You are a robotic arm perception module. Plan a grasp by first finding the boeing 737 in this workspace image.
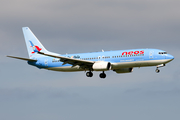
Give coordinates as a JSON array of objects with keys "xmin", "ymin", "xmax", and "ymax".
[{"xmin": 7, "ymin": 27, "xmax": 174, "ymax": 78}]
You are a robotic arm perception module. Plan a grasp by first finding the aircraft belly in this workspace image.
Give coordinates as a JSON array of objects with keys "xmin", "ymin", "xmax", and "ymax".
[
  {"xmin": 46, "ymin": 66, "xmax": 84, "ymax": 72},
  {"xmin": 112, "ymin": 59, "xmax": 170, "ymax": 69},
  {"xmin": 44, "ymin": 59, "xmax": 172, "ymax": 71}
]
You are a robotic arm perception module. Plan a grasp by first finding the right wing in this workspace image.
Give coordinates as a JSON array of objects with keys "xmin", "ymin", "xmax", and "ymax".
[{"xmin": 7, "ymin": 56, "xmax": 37, "ymax": 62}]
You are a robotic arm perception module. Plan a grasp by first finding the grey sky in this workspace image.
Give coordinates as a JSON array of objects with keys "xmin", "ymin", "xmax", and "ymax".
[{"xmin": 1, "ymin": 0, "xmax": 180, "ymax": 120}]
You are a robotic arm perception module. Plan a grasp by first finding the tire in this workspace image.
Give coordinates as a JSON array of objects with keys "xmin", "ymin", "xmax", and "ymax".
[
  {"xmin": 99, "ymin": 73, "xmax": 106, "ymax": 78},
  {"xmin": 86, "ymin": 72, "xmax": 93, "ymax": 77},
  {"xmin": 155, "ymin": 69, "xmax": 160, "ymax": 73}
]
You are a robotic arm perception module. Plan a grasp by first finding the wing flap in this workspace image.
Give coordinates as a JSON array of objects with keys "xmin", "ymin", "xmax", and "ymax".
[{"xmin": 7, "ymin": 56, "xmax": 37, "ymax": 62}]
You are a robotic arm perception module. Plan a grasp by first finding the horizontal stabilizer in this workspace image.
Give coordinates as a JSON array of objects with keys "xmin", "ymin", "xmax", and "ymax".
[{"xmin": 7, "ymin": 56, "xmax": 37, "ymax": 62}]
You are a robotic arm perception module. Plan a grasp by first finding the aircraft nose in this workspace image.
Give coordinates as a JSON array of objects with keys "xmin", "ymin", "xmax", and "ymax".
[{"xmin": 167, "ymin": 54, "xmax": 174, "ymax": 60}]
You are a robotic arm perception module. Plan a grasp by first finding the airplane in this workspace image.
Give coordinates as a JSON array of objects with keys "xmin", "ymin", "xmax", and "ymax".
[{"xmin": 7, "ymin": 27, "xmax": 174, "ymax": 78}]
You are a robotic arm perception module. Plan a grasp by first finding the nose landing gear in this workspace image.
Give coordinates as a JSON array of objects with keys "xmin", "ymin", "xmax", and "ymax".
[
  {"xmin": 155, "ymin": 68, "xmax": 160, "ymax": 73},
  {"xmin": 155, "ymin": 64, "xmax": 165, "ymax": 73}
]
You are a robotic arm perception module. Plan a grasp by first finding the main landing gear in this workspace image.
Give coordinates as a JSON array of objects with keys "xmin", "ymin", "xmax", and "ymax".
[
  {"xmin": 99, "ymin": 71, "xmax": 106, "ymax": 79},
  {"xmin": 86, "ymin": 71, "xmax": 93, "ymax": 77},
  {"xmin": 86, "ymin": 71, "xmax": 106, "ymax": 78}
]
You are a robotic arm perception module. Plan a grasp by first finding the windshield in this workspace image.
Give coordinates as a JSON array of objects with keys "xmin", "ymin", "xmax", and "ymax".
[{"xmin": 159, "ymin": 52, "xmax": 167, "ymax": 54}]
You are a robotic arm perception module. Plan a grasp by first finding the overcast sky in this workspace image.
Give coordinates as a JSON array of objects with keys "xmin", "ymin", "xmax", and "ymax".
[{"xmin": 1, "ymin": 0, "xmax": 180, "ymax": 120}]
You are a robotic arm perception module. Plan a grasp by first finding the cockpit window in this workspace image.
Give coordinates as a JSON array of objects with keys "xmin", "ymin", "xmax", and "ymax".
[{"xmin": 159, "ymin": 52, "xmax": 167, "ymax": 54}]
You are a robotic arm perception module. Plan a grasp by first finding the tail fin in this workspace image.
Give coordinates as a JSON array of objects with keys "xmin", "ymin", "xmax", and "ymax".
[{"xmin": 22, "ymin": 27, "xmax": 49, "ymax": 58}]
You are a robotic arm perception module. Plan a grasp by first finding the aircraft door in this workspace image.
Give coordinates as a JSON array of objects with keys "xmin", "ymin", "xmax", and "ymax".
[
  {"xmin": 44, "ymin": 59, "xmax": 48, "ymax": 67},
  {"xmin": 149, "ymin": 51, "xmax": 154, "ymax": 59}
]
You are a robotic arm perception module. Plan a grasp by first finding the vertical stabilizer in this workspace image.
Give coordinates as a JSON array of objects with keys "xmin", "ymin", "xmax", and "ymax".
[{"xmin": 22, "ymin": 27, "xmax": 49, "ymax": 58}]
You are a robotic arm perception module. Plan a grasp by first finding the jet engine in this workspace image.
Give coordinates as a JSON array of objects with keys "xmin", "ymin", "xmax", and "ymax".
[
  {"xmin": 114, "ymin": 68, "xmax": 133, "ymax": 73},
  {"xmin": 92, "ymin": 61, "xmax": 111, "ymax": 71}
]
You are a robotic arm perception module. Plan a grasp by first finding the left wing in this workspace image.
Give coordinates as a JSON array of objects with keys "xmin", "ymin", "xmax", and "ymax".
[{"xmin": 38, "ymin": 52, "xmax": 94, "ymax": 69}]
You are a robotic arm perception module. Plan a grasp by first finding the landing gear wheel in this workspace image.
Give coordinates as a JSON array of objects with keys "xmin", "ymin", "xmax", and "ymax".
[
  {"xmin": 155, "ymin": 69, "xmax": 160, "ymax": 73},
  {"xmin": 86, "ymin": 72, "xmax": 93, "ymax": 77},
  {"xmin": 99, "ymin": 73, "xmax": 106, "ymax": 78}
]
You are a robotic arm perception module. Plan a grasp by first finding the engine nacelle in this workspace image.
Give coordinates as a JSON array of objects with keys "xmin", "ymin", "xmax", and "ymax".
[
  {"xmin": 92, "ymin": 61, "xmax": 111, "ymax": 71},
  {"xmin": 114, "ymin": 68, "xmax": 133, "ymax": 74}
]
